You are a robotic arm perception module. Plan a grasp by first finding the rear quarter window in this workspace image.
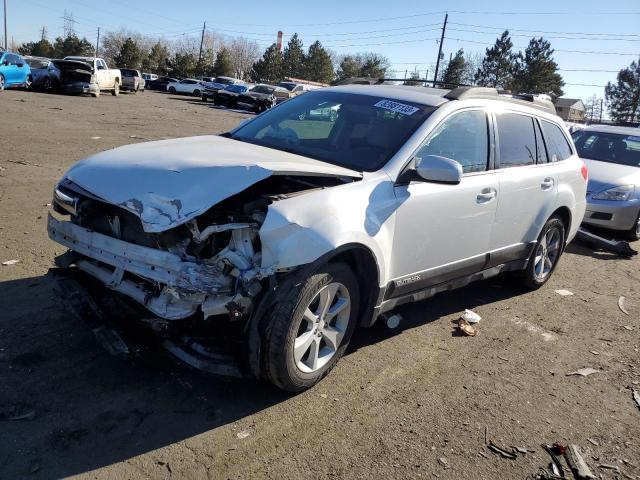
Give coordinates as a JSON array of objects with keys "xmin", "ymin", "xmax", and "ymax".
[{"xmin": 541, "ymin": 120, "xmax": 573, "ymax": 161}]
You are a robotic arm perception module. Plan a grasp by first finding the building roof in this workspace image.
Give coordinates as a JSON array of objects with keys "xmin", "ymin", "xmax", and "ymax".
[{"xmin": 554, "ymin": 98, "xmax": 585, "ymax": 110}]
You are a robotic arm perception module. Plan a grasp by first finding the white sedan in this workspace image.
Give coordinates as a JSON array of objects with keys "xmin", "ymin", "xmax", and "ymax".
[{"xmin": 166, "ymin": 78, "xmax": 203, "ymax": 96}]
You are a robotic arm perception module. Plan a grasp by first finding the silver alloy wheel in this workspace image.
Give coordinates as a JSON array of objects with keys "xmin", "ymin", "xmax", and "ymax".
[
  {"xmin": 533, "ymin": 226, "xmax": 562, "ymax": 281},
  {"xmin": 636, "ymin": 215, "xmax": 640, "ymax": 237},
  {"xmin": 294, "ymin": 282, "xmax": 351, "ymax": 374}
]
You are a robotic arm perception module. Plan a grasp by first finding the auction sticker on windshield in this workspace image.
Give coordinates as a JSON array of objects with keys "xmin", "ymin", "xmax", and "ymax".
[{"xmin": 374, "ymin": 99, "xmax": 419, "ymax": 116}]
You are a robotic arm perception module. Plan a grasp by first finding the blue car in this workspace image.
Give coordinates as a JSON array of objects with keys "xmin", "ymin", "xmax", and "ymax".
[{"xmin": 0, "ymin": 51, "xmax": 32, "ymax": 91}]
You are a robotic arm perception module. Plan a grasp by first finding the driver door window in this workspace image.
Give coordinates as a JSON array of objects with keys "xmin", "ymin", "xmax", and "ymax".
[{"xmin": 415, "ymin": 110, "xmax": 489, "ymax": 173}]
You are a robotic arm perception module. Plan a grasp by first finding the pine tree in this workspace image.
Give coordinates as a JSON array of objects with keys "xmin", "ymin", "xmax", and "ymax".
[
  {"xmin": 213, "ymin": 48, "xmax": 234, "ymax": 77},
  {"xmin": 605, "ymin": 58, "xmax": 640, "ymax": 123},
  {"xmin": 144, "ymin": 42, "xmax": 170, "ymax": 75},
  {"xmin": 511, "ymin": 38, "xmax": 564, "ymax": 97},
  {"xmin": 358, "ymin": 53, "xmax": 388, "ymax": 78},
  {"xmin": 113, "ymin": 37, "xmax": 143, "ymax": 69},
  {"xmin": 336, "ymin": 55, "xmax": 361, "ymax": 80},
  {"xmin": 403, "ymin": 71, "xmax": 421, "ymax": 86},
  {"xmin": 442, "ymin": 49, "xmax": 467, "ymax": 86},
  {"xmin": 251, "ymin": 43, "xmax": 283, "ymax": 83},
  {"xmin": 282, "ymin": 33, "xmax": 305, "ymax": 79},
  {"xmin": 304, "ymin": 41, "xmax": 334, "ymax": 84},
  {"xmin": 169, "ymin": 52, "xmax": 197, "ymax": 78},
  {"xmin": 475, "ymin": 31, "xmax": 516, "ymax": 89},
  {"xmin": 52, "ymin": 35, "xmax": 95, "ymax": 58},
  {"xmin": 18, "ymin": 39, "xmax": 55, "ymax": 58}
]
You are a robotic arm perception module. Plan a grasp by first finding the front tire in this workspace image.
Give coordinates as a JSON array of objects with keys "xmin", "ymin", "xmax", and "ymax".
[
  {"xmin": 625, "ymin": 211, "xmax": 640, "ymax": 241},
  {"xmin": 518, "ymin": 216, "xmax": 565, "ymax": 290},
  {"xmin": 262, "ymin": 263, "xmax": 360, "ymax": 392},
  {"xmin": 168, "ymin": 86, "xmax": 176, "ymax": 94},
  {"xmin": 0, "ymin": 74, "xmax": 4, "ymax": 91}
]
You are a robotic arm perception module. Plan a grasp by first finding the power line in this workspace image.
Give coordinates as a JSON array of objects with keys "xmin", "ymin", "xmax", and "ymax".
[
  {"xmin": 444, "ymin": 36, "xmax": 639, "ymax": 56},
  {"xmin": 448, "ymin": 21, "xmax": 640, "ymax": 38},
  {"xmin": 447, "ymin": 27, "xmax": 640, "ymax": 42}
]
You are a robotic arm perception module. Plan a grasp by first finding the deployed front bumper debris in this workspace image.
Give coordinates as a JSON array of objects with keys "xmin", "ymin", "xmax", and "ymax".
[
  {"xmin": 51, "ymin": 267, "xmax": 247, "ymax": 377},
  {"xmin": 574, "ymin": 226, "xmax": 637, "ymax": 258},
  {"xmin": 48, "ymin": 213, "xmax": 272, "ymax": 321}
]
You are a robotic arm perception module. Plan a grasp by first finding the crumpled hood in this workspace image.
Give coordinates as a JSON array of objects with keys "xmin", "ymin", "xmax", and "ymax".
[{"xmin": 63, "ymin": 135, "xmax": 362, "ymax": 233}]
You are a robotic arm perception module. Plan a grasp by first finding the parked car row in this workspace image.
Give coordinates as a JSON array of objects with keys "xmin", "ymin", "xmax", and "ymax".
[{"xmin": 1, "ymin": 50, "xmax": 150, "ymax": 98}]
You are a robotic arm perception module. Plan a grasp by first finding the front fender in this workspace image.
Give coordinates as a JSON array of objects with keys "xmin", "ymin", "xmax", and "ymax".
[{"xmin": 258, "ymin": 175, "xmax": 397, "ymax": 288}]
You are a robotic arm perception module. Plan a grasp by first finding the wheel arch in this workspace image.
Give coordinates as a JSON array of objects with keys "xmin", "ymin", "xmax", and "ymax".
[{"xmin": 551, "ymin": 206, "xmax": 572, "ymax": 245}]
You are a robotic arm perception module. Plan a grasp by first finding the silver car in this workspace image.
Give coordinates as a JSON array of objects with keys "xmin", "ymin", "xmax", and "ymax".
[
  {"xmin": 573, "ymin": 125, "xmax": 640, "ymax": 240},
  {"xmin": 47, "ymin": 85, "xmax": 587, "ymax": 391}
]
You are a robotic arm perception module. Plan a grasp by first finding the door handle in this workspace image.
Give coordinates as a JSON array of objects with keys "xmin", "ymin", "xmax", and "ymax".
[
  {"xmin": 476, "ymin": 188, "xmax": 497, "ymax": 204},
  {"xmin": 541, "ymin": 177, "xmax": 554, "ymax": 190}
]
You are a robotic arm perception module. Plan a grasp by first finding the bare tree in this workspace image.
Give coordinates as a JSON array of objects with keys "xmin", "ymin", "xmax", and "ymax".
[
  {"xmin": 228, "ymin": 37, "xmax": 261, "ymax": 80},
  {"xmin": 584, "ymin": 94, "xmax": 603, "ymax": 122},
  {"xmin": 462, "ymin": 52, "xmax": 483, "ymax": 85}
]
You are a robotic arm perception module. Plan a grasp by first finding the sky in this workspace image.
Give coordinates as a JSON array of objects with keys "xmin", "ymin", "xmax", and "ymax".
[{"xmin": 3, "ymin": 0, "xmax": 639, "ymax": 103}]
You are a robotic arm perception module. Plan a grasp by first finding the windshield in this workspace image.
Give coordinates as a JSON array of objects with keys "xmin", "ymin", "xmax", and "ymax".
[
  {"xmin": 215, "ymin": 77, "xmax": 234, "ymax": 85},
  {"xmin": 225, "ymin": 84, "xmax": 246, "ymax": 93},
  {"xmin": 230, "ymin": 91, "xmax": 434, "ymax": 172},
  {"xmin": 251, "ymin": 85, "xmax": 274, "ymax": 94},
  {"xmin": 278, "ymin": 82, "xmax": 296, "ymax": 91},
  {"xmin": 26, "ymin": 58, "xmax": 48, "ymax": 68},
  {"xmin": 572, "ymin": 130, "xmax": 640, "ymax": 167},
  {"xmin": 121, "ymin": 69, "xmax": 136, "ymax": 77}
]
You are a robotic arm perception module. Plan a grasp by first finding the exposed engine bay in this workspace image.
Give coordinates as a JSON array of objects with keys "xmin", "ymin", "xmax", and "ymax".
[{"xmin": 49, "ymin": 175, "xmax": 349, "ymax": 323}]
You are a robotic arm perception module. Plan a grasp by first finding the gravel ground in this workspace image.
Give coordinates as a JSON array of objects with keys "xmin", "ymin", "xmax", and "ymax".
[{"xmin": 0, "ymin": 89, "xmax": 639, "ymax": 480}]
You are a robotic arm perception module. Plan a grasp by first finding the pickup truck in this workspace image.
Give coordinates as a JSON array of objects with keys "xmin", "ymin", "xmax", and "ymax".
[{"xmin": 63, "ymin": 56, "xmax": 121, "ymax": 97}]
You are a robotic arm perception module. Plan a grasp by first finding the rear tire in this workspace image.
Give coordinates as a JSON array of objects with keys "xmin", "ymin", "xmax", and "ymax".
[
  {"xmin": 517, "ymin": 216, "xmax": 565, "ymax": 290},
  {"xmin": 0, "ymin": 74, "xmax": 4, "ymax": 91},
  {"xmin": 202, "ymin": 95, "xmax": 208, "ymax": 102},
  {"xmin": 262, "ymin": 263, "xmax": 360, "ymax": 392},
  {"xmin": 168, "ymin": 86, "xmax": 176, "ymax": 94},
  {"xmin": 43, "ymin": 76, "xmax": 52, "ymax": 91},
  {"xmin": 112, "ymin": 80, "xmax": 119, "ymax": 96},
  {"xmin": 193, "ymin": 89, "xmax": 201, "ymax": 97}
]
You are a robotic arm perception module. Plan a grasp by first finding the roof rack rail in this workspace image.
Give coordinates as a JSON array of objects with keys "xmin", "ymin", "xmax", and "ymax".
[{"xmin": 445, "ymin": 86, "xmax": 556, "ymax": 115}]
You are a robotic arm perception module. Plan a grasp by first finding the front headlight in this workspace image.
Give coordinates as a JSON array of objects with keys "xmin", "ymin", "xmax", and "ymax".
[{"xmin": 592, "ymin": 184, "xmax": 634, "ymax": 201}]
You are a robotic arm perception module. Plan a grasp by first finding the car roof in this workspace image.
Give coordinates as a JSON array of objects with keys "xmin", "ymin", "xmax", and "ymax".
[
  {"xmin": 327, "ymin": 84, "xmax": 450, "ymax": 107},
  {"xmin": 580, "ymin": 124, "xmax": 640, "ymax": 136}
]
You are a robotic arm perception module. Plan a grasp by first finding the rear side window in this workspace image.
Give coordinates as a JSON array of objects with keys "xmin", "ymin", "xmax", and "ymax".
[
  {"xmin": 541, "ymin": 120, "xmax": 573, "ymax": 161},
  {"xmin": 416, "ymin": 110, "xmax": 489, "ymax": 173},
  {"xmin": 496, "ymin": 113, "xmax": 537, "ymax": 168}
]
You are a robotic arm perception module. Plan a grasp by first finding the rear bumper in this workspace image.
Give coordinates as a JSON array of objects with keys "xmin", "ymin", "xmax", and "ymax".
[
  {"xmin": 61, "ymin": 82, "xmax": 99, "ymax": 95},
  {"xmin": 582, "ymin": 198, "xmax": 640, "ymax": 231}
]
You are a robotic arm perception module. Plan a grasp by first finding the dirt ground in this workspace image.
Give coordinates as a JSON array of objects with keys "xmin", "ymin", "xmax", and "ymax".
[{"xmin": 1, "ymin": 89, "xmax": 639, "ymax": 480}]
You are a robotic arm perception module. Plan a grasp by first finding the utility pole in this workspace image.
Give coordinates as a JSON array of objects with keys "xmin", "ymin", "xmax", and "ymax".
[
  {"xmin": 95, "ymin": 27, "xmax": 100, "ymax": 57},
  {"xmin": 432, "ymin": 13, "xmax": 448, "ymax": 87},
  {"xmin": 40, "ymin": 26, "xmax": 47, "ymax": 40},
  {"xmin": 198, "ymin": 21, "xmax": 206, "ymax": 74},
  {"xmin": 3, "ymin": 0, "xmax": 7, "ymax": 51}
]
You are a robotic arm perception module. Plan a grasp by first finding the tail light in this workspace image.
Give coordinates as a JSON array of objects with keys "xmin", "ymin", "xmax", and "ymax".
[{"xmin": 580, "ymin": 161, "xmax": 588, "ymax": 182}]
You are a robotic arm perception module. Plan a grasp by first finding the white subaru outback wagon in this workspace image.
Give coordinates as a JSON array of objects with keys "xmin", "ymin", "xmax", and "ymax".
[{"xmin": 48, "ymin": 85, "xmax": 587, "ymax": 391}]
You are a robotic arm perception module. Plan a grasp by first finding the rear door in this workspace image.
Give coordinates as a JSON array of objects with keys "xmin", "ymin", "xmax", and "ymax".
[
  {"xmin": 489, "ymin": 112, "xmax": 558, "ymax": 261},
  {"xmin": 389, "ymin": 108, "xmax": 499, "ymax": 295}
]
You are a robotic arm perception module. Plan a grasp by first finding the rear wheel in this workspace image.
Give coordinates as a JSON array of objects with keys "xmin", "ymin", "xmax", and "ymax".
[
  {"xmin": 112, "ymin": 80, "xmax": 119, "ymax": 96},
  {"xmin": 25, "ymin": 75, "xmax": 32, "ymax": 90},
  {"xmin": 193, "ymin": 89, "xmax": 201, "ymax": 97},
  {"xmin": 43, "ymin": 76, "xmax": 52, "ymax": 91},
  {"xmin": 201, "ymin": 94, "xmax": 208, "ymax": 102},
  {"xmin": 262, "ymin": 263, "xmax": 360, "ymax": 392},
  {"xmin": 0, "ymin": 74, "xmax": 5, "ymax": 91},
  {"xmin": 518, "ymin": 216, "xmax": 565, "ymax": 289},
  {"xmin": 168, "ymin": 86, "xmax": 176, "ymax": 94}
]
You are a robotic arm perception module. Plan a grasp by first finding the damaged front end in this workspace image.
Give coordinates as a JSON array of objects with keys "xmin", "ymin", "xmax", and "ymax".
[{"xmin": 48, "ymin": 175, "xmax": 345, "ymax": 323}]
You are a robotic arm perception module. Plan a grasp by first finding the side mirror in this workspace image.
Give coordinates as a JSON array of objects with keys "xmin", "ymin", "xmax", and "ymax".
[
  {"xmin": 415, "ymin": 154, "xmax": 463, "ymax": 184},
  {"xmin": 16, "ymin": 63, "xmax": 24, "ymax": 68}
]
